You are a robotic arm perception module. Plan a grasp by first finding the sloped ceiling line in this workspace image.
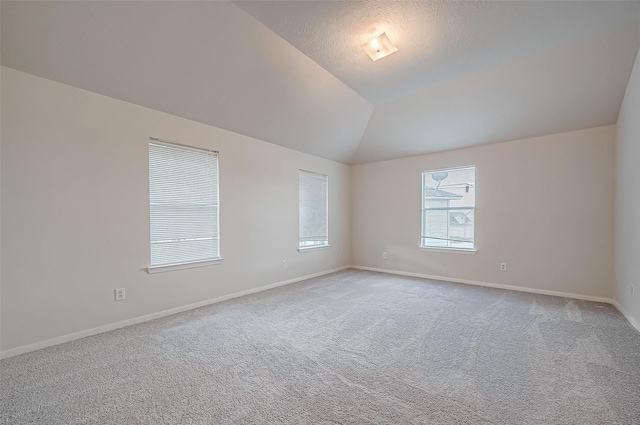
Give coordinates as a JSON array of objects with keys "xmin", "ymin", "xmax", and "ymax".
[
  {"xmin": 2, "ymin": 1, "xmax": 639, "ymax": 164},
  {"xmin": 0, "ymin": 0, "xmax": 374, "ymax": 164}
]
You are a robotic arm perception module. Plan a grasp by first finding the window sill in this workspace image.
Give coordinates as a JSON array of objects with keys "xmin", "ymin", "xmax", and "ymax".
[
  {"xmin": 298, "ymin": 245, "xmax": 330, "ymax": 253},
  {"xmin": 420, "ymin": 247, "xmax": 477, "ymax": 255},
  {"xmin": 147, "ymin": 258, "xmax": 224, "ymax": 274}
]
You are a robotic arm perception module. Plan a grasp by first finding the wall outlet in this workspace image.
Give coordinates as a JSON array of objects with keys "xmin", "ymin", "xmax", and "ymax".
[
  {"xmin": 339, "ymin": 251, "xmax": 344, "ymax": 257},
  {"xmin": 281, "ymin": 260, "xmax": 287, "ymax": 269},
  {"xmin": 500, "ymin": 263, "xmax": 507, "ymax": 271},
  {"xmin": 114, "ymin": 288, "xmax": 126, "ymax": 301},
  {"xmin": 632, "ymin": 285, "xmax": 635, "ymax": 296},
  {"xmin": 383, "ymin": 252, "xmax": 388, "ymax": 259}
]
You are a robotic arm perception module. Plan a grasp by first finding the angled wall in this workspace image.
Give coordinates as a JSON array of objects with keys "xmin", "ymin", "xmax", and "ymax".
[
  {"xmin": 614, "ymin": 46, "xmax": 640, "ymax": 331},
  {"xmin": 0, "ymin": 67, "xmax": 351, "ymax": 355},
  {"xmin": 1, "ymin": 1, "xmax": 373, "ymax": 163}
]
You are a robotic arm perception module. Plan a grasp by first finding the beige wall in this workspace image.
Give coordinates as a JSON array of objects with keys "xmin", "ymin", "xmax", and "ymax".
[
  {"xmin": 0, "ymin": 65, "xmax": 630, "ymax": 356},
  {"xmin": 0, "ymin": 67, "xmax": 351, "ymax": 353},
  {"xmin": 615, "ymin": 47, "xmax": 640, "ymax": 331},
  {"xmin": 351, "ymin": 126, "xmax": 615, "ymax": 299}
]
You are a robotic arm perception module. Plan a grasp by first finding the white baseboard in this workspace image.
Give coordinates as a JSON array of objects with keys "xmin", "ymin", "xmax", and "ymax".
[
  {"xmin": 611, "ymin": 300, "xmax": 640, "ymax": 334},
  {"xmin": 350, "ymin": 265, "xmax": 614, "ymax": 304},
  {"xmin": 356, "ymin": 263, "xmax": 637, "ymax": 333},
  {"xmin": 4, "ymin": 265, "xmax": 634, "ymax": 359},
  {"xmin": 0, "ymin": 266, "xmax": 349, "ymax": 359}
]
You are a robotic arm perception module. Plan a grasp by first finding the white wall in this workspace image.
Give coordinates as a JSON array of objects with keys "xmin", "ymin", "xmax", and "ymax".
[
  {"xmin": 0, "ymin": 67, "xmax": 351, "ymax": 353},
  {"xmin": 0, "ymin": 64, "xmax": 631, "ymax": 356},
  {"xmin": 352, "ymin": 126, "xmax": 615, "ymax": 299},
  {"xmin": 614, "ymin": 47, "xmax": 640, "ymax": 331}
]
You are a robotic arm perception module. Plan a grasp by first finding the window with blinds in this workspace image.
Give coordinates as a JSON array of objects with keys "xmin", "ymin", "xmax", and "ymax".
[
  {"xmin": 148, "ymin": 139, "xmax": 220, "ymax": 268},
  {"xmin": 299, "ymin": 170, "xmax": 328, "ymax": 249},
  {"xmin": 422, "ymin": 166, "xmax": 475, "ymax": 250}
]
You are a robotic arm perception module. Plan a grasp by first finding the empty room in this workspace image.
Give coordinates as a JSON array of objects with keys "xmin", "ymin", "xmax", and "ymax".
[{"xmin": 1, "ymin": 1, "xmax": 640, "ymax": 424}]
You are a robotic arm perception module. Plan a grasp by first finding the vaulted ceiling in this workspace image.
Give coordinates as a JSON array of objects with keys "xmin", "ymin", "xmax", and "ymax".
[{"xmin": 2, "ymin": 1, "xmax": 639, "ymax": 164}]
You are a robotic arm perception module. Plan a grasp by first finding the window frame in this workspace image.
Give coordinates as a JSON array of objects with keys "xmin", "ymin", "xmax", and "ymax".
[
  {"xmin": 420, "ymin": 165, "xmax": 476, "ymax": 253},
  {"xmin": 298, "ymin": 170, "xmax": 329, "ymax": 252},
  {"xmin": 147, "ymin": 138, "xmax": 222, "ymax": 273}
]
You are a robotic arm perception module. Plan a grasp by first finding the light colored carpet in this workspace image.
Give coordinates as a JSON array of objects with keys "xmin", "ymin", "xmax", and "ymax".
[{"xmin": 2, "ymin": 269, "xmax": 640, "ymax": 424}]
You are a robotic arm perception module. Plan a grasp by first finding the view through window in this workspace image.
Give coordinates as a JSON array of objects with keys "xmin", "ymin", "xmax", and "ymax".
[{"xmin": 422, "ymin": 166, "xmax": 475, "ymax": 249}]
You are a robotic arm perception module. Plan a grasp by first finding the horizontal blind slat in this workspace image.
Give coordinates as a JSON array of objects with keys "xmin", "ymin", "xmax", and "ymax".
[
  {"xmin": 299, "ymin": 170, "xmax": 328, "ymax": 248},
  {"xmin": 149, "ymin": 141, "xmax": 220, "ymax": 267}
]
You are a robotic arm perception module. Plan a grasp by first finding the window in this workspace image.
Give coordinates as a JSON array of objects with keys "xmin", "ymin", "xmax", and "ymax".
[
  {"xmin": 422, "ymin": 166, "xmax": 475, "ymax": 250},
  {"xmin": 299, "ymin": 170, "xmax": 328, "ymax": 250},
  {"xmin": 148, "ymin": 139, "xmax": 220, "ymax": 269}
]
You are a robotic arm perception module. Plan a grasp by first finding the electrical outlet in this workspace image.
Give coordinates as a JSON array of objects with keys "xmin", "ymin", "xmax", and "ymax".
[
  {"xmin": 281, "ymin": 260, "xmax": 287, "ymax": 269},
  {"xmin": 114, "ymin": 288, "xmax": 126, "ymax": 301},
  {"xmin": 500, "ymin": 263, "xmax": 507, "ymax": 271},
  {"xmin": 632, "ymin": 285, "xmax": 635, "ymax": 296},
  {"xmin": 383, "ymin": 252, "xmax": 388, "ymax": 259},
  {"xmin": 339, "ymin": 251, "xmax": 344, "ymax": 257}
]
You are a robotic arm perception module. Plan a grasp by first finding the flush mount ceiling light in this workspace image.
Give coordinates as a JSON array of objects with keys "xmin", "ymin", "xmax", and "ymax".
[{"xmin": 362, "ymin": 32, "xmax": 398, "ymax": 62}]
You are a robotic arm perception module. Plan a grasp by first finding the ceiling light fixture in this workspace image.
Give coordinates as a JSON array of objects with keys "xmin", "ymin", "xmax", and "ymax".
[{"xmin": 362, "ymin": 32, "xmax": 398, "ymax": 62}]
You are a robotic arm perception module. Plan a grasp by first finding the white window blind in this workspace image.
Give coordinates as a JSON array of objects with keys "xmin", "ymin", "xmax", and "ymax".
[
  {"xmin": 149, "ymin": 139, "xmax": 219, "ymax": 267},
  {"xmin": 422, "ymin": 166, "xmax": 475, "ymax": 249},
  {"xmin": 299, "ymin": 170, "xmax": 328, "ymax": 249}
]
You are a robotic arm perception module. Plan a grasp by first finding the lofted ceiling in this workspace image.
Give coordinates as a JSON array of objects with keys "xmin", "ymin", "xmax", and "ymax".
[{"xmin": 2, "ymin": 1, "xmax": 640, "ymax": 164}]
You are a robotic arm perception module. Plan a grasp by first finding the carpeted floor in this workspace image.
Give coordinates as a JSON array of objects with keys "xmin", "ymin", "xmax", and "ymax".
[{"xmin": 1, "ymin": 269, "xmax": 640, "ymax": 424}]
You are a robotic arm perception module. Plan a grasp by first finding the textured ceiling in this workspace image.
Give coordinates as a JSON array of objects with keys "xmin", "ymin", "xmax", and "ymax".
[
  {"xmin": 236, "ymin": 0, "xmax": 640, "ymax": 105},
  {"xmin": 353, "ymin": 23, "xmax": 639, "ymax": 163},
  {"xmin": 2, "ymin": 1, "xmax": 640, "ymax": 164}
]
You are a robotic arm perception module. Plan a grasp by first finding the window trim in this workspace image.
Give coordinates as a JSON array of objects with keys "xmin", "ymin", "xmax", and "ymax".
[
  {"xmin": 298, "ymin": 169, "xmax": 329, "ymax": 250},
  {"xmin": 147, "ymin": 258, "xmax": 224, "ymax": 274},
  {"xmin": 419, "ymin": 246, "xmax": 477, "ymax": 255},
  {"xmin": 421, "ymin": 165, "xmax": 476, "ymax": 251},
  {"xmin": 298, "ymin": 245, "xmax": 331, "ymax": 253},
  {"xmin": 148, "ymin": 138, "xmax": 221, "ymax": 272}
]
